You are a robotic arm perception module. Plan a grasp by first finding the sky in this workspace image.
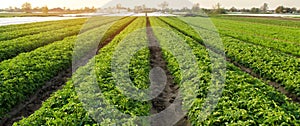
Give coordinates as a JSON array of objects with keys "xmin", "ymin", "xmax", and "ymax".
[{"xmin": 0, "ymin": 0, "xmax": 299, "ymax": 10}]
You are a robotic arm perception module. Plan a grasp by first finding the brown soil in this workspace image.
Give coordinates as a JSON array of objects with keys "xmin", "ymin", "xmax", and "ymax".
[{"xmin": 146, "ymin": 17, "xmax": 190, "ymax": 126}]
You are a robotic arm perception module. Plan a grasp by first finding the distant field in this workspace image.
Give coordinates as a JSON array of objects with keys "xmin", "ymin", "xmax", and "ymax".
[{"xmin": 0, "ymin": 15, "xmax": 299, "ymax": 125}]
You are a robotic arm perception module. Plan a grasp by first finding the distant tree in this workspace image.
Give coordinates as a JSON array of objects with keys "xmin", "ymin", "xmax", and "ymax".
[
  {"xmin": 212, "ymin": 3, "xmax": 226, "ymax": 14},
  {"xmin": 116, "ymin": 3, "xmax": 122, "ymax": 13},
  {"xmin": 22, "ymin": 2, "xmax": 32, "ymax": 13},
  {"xmin": 42, "ymin": 6, "xmax": 48, "ymax": 14},
  {"xmin": 158, "ymin": 1, "xmax": 169, "ymax": 13},
  {"xmin": 50, "ymin": 7, "xmax": 64, "ymax": 12},
  {"xmin": 275, "ymin": 6, "xmax": 284, "ymax": 13},
  {"xmin": 8, "ymin": 6, "xmax": 13, "ymax": 12},
  {"xmin": 291, "ymin": 7, "xmax": 297, "ymax": 13},
  {"xmin": 169, "ymin": 8, "xmax": 173, "ymax": 14},
  {"xmin": 260, "ymin": 3, "xmax": 269, "ymax": 13},
  {"xmin": 33, "ymin": 7, "xmax": 41, "ymax": 12},
  {"xmin": 250, "ymin": 7, "xmax": 260, "ymax": 13},
  {"xmin": 192, "ymin": 3, "xmax": 200, "ymax": 13},
  {"xmin": 181, "ymin": 7, "xmax": 189, "ymax": 12},
  {"xmin": 142, "ymin": 4, "xmax": 146, "ymax": 11},
  {"xmin": 241, "ymin": 8, "xmax": 250, "ymax": 12},
  {"xmin": 285, "ymin": 7, "xmax": 292, "ymax": 13},
  {"xmin": 229, "ymin": 6, "xmax": 237, "ymax": 12},
  {"xmin": 127, "ymin": 7, "xmax": 131, "ymax": 12}
]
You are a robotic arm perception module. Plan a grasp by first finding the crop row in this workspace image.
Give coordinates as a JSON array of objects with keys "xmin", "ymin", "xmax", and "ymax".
[
  {"xmin": 211, "ymin": 18, "xmax": 300, "ymax": 44},
  {"xmin": 210, "ymin": 18, "xmax": 300, "ymax": 56},
  {"xmin": 150, "ymin": 17, "xmax": 300, "ymax": 125},
  {"xmin": 0, "ymin": 17, "xmax": 120, "ymax": 62},
  {"xmin": 0, "ymin": 18, "xmax": 84, "ymax": 33},
  {"xmin": 14, "ymin": 17, "xmax": 151, "ymax": 125},
  {"xmin": 0, "ymin": 17, "xmax": 135, "ymax": 120},
  {"xmin": 0, "ymin": 18, "xmax": 87, "ymax": 41},
  {"xmin": 216, "ymin": 16, "xmax": 300, "ymax": 28},
  {"xmin": 182, "ymin": 17, "xmax": 300, "ymax": 57},
  {"xmin": 159, "ymin": 17, "xmax": 300, "ymax": 97}
]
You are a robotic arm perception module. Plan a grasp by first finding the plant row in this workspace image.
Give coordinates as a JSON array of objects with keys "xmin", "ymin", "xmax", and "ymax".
[
  {"xmin": 0, "ymin": 17, "xmax": 135, "ymax": 120},
  {"xmin": 211, "ymin": 18, "xmax": 300, "ymax": 56},
  {"xmin": 0, "ymin": 18, "xmax": 87, "ymax": 41},
  {"xmin": 169, "ymin": 16, "xmax": 299, "ymax": 56},
  {"xmin": 211, "ymin": 18, "xmax": 300, "ymax": 44},
  {"xmin": 14, "ymin": 17, "xmax": 151, "ymax": 125},
  {"xmin": 0, "ymin": 17, "xmax": 120, "ymax": 62},
  {"xmin": 159, "ymin": 17, "xmax": 300, "ymax": 97},
  {"xmin": 217, "ymin": 16, "xmax": 300, "ymax": 28},
  {"xmin": 0, "ymin": 18, "xmax": 83, "ymax": 33},
  {"xmin": 150, "ymin": 17, "xmax": 300, "ymax": 125}
]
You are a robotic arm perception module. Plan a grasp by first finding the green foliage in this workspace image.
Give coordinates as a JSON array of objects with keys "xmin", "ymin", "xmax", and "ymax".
[
  {"xmin": 0, "ymin": 17, "xmax": 124, "ymax": 119},
  {"xmin": 0, "ymin": 17, "xmax": 118, "ymax": 62},
  {"xmin": 15, "ymin": 17, "xmax": 151, "ymax": 125},
  {"xmin": 150, "ymin": 17, "xmax": 300, "ymax": 125},
  {"xmin": 160, "ymin": 17, "xmax": 300, "ymax": 97},
  {"xmin": 0, "ymin": 18, "xmax": 86, "ymax": 41}
]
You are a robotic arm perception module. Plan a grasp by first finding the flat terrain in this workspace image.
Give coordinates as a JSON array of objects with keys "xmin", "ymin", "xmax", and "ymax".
[{"xmin": 0, "ymin": 15, "xmax": 299, "ymax": 125}]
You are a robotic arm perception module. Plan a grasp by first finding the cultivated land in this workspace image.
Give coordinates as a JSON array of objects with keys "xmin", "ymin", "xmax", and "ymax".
[{"xmin": 0, "ymin": 15, "xmax": 299, "ymax": 125}]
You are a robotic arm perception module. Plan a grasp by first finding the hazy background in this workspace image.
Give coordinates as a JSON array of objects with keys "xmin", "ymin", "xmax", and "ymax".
[{"xmin": 0, "ymin": 0, "xmax": 299, "ymax": 9}]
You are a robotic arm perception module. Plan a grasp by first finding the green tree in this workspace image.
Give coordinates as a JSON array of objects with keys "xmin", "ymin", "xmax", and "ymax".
[
  {"xmin": 22, "ymin": 2, "xmax": 32, "ymax": 13},
  {"xmin": 260, "ymin": 3, "xmax": 268, "ymax": 13},
  {"xmin": 229, "ymin": 6, "xmax": 237, "ymax": 12},
  {"xmin": 291, "ymin": 7, "xmax": 297, "ymax": 13},
  {"xmin": 275, "ymin": 6, "xmax": 284, "ymax": 13},
  {"xmin": 250, "ymin": 7, "xmax": 260, "ymax": 13}
]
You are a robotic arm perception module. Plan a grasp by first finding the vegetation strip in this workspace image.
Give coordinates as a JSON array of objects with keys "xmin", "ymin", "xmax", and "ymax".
[
  {"xmin": 1, "ymin": 17, "xmax": 135, "ymax": 125},
  {"xmin": 210, "ymin": 19, "xmax": 300, "ymax": 57},
  {"xmin": 146, "ymin": 17, "xmax": 190, "ymax": 126},
  {"xmin": 227, "ymin": 58, "xmax": 300, "ymax": 103},
  {"xmin": 0, "ymin": 18, "xmax": 86, "ymax": 41},
  {"xmin": 96, "ymin": 17, "xmax": 137, "ymax": 54},
  {"xmin": 0, "ymin": 17, "xmax": 135, "ymax": 123},
  {"xmin": 14, "ymin": 17, "xmax": 150, "ymax": 125},
  {"xmin": 150, "ymin": 17, "xmax": 300, "ymax": 125},
  {"xmin": 158, "ymin": 17, "xmax": 300, "ymax": 103},
  {"xmin": 1, "ymin": 68, "xmax": 71, "ymax": 125},
  {"xmin": 0, "ymin": 16, "xmax": 118, "ymax": 62},
  {"xmin": 217, "ymin": 16, "xmax": 300, "ymax": 28},
  {"xmin": 167, "ymin": 16, "xmax": 300, "ymax": 58},
  {"xmin": 0, "ymin": 18, "xmax": 85, "ymax": 33}
]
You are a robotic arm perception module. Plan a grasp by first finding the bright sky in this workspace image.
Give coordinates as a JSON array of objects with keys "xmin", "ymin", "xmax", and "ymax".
[{"xmin": 0, "ymin": 0, "xmax": 299, "ymax": 9}]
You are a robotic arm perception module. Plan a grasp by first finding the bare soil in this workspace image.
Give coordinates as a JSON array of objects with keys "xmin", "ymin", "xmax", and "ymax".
[{"xmin": 146, "ymin": 17, "xmax": 190, "ymax": 126}]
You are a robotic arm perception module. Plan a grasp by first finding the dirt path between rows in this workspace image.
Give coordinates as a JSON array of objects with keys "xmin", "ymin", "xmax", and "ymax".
[
  {"xmin": 1, "ymin": 17, "xmax": 137, "ymax": 126},
  {"xmin": 146, "ymin": 17, "xmax": 190, "ymax": 126},
  {"xmin": 158, "ymin": 17, "xmax": 300, "ymax": 104}
]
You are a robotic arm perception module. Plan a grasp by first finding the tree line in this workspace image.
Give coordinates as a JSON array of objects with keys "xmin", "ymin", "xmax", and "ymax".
[
  {"xmin": 0, "ymin": 2, "xmax": 97, "ymax": 14},
  {"xmin": 1, "ymin": 2, "xmax": 299, "ymax": 15}
]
